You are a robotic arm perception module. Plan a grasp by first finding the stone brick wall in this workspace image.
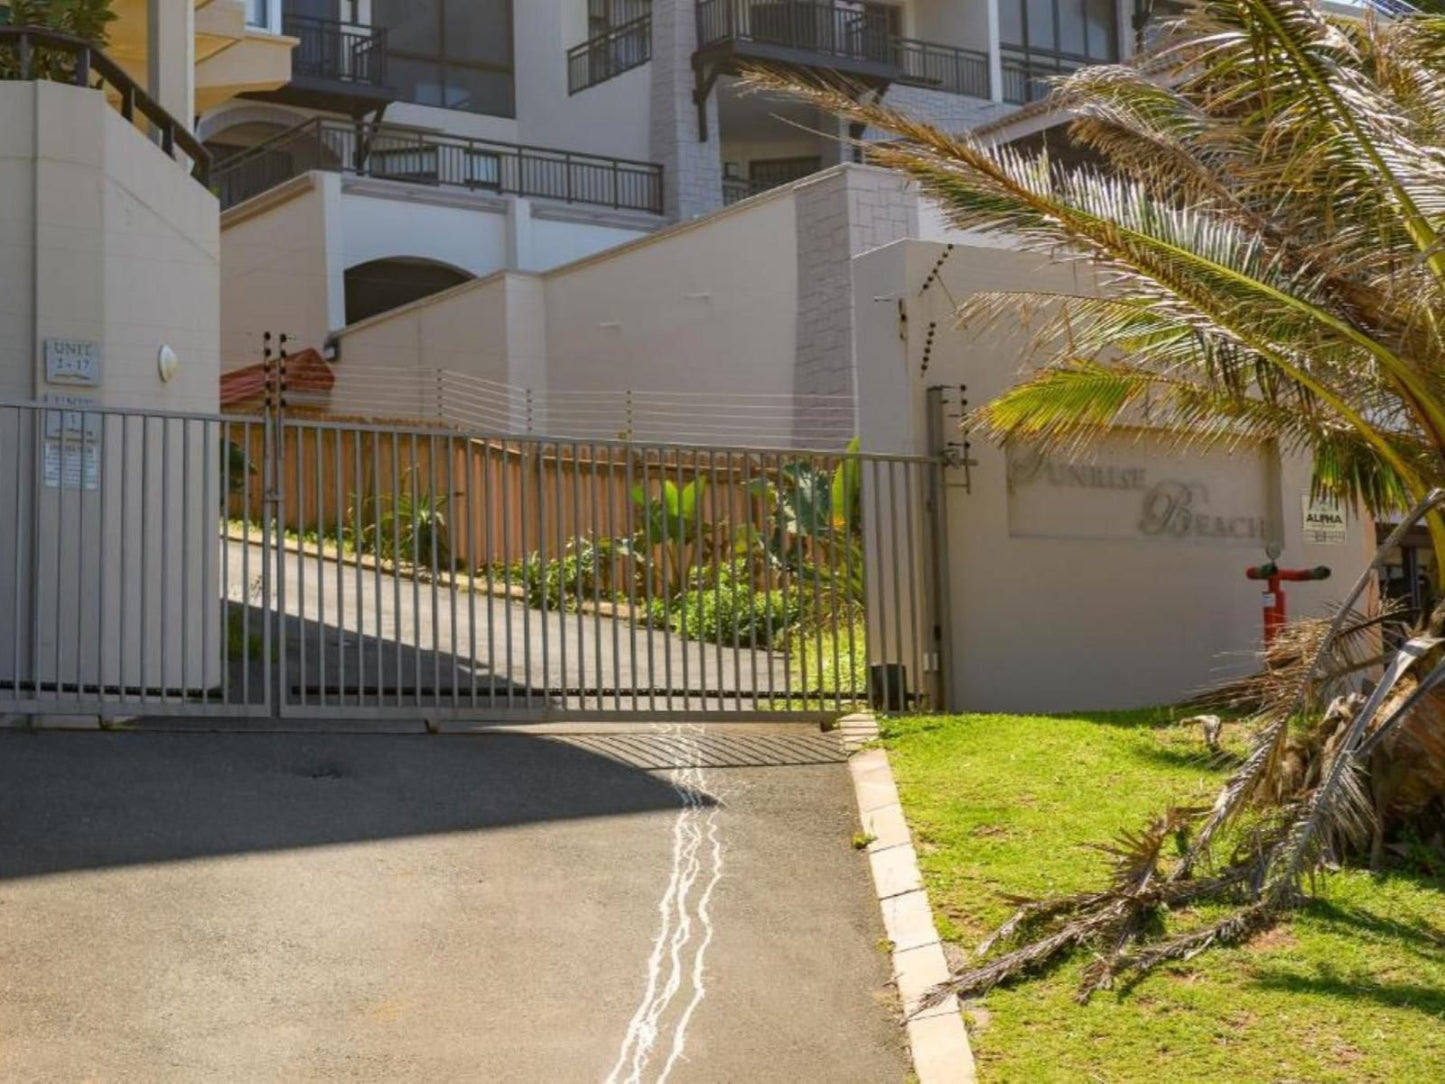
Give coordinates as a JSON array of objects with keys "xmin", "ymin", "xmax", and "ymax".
[
  {"xmin": 792, "ymin": 166, "xmax": 919, "ymax": 424},
  {"xmin": 649, "ymin": 0, "xmax": 724, "ymax": 221}
]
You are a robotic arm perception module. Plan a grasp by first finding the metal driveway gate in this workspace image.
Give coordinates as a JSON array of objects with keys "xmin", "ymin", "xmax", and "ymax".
[{"xmin": 1, "ymin": 400, "xmax": 945, "ymax": 723}]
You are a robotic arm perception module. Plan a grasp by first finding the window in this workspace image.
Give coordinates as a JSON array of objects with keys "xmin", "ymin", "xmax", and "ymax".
[
  {"xmin": 248, "ymin": 0, "xmax": 282, "ymax": 32},
  {"xmin": 372, "ymin": 0, "xmax": 515, "ymax": 117},
  {"xmin": 1001, "ymin": 0, "xmax": 1117, "ymax": 60}
]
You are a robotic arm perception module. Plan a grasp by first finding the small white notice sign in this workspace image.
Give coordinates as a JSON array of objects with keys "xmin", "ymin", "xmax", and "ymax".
[
  {"xmin": 44, "ymin": 339, "xmax": 103, "ymax": 387},
  {"xmin": 1303, "ymin": 493, "xmax": 1347, "ymax": 545},
  {"xmin": 43, "ymin": 439, "xmax": 99, "ymax": 491}
]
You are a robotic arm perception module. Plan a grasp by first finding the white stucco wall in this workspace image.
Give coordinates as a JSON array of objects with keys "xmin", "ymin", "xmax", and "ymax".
[
  {"xmin": 853, "ymin": 238, "xmax": 1375, "ymax": 713},
  {"xmin": 1, "ymin": 79, "xmax": 222, "ymax": 703},
  {"xmin": 221, "ymin": 172, "xmax": 658, "ymax": 363}
]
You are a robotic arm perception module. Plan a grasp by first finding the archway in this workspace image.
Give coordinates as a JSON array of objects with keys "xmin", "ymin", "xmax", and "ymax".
[{"xmin": 344, "ymin": 257, "xmax": 475, "ymax": 325}]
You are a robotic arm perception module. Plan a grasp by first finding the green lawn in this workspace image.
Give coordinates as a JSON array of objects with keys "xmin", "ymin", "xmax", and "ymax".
[{"xmin": 882, "ymin": 711, "xmax": 1445, "ymax": 1083}]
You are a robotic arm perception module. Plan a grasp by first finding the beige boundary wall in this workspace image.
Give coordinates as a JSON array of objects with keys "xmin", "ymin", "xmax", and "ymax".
[
  {"xmin": 0, "ymin": 80, "xmax": 222, "ymax": 699},
  {"xmin": 853, "ymin": 238, "xmax": 1375, "ymax": 713}
]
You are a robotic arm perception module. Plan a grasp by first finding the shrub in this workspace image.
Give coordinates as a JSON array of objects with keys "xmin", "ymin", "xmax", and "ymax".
[{"xmin": 667, "ymin": 566, "xmax": 799, "ymax": 647}]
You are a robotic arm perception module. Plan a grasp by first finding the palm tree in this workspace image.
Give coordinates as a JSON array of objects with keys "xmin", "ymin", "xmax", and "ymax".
[{"xmin": 754, "ymin": 0, "xmax": 1445, "ymax": 1000}]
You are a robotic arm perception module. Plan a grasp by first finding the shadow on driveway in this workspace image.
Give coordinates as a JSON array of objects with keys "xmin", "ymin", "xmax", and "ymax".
[{"xmin": 0, "ymin": 731, "xmax": 704, "ymax": 880}]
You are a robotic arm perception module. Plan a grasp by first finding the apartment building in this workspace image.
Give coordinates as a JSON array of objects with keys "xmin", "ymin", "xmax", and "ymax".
[{"xmin": 202, "ymin": 0, "xmax": 1140, "ymax": 372}]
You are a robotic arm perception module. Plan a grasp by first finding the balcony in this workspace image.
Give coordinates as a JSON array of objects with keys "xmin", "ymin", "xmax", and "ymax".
[
  {"xmin": 213, "ymin": 117, "xmax": 665, "ymax": 215},
  {"xmin": 251, "ymin": 14, "xmax": 393, "ymax": 115},
  {"xmin": 1000, "ymin": 46, "xmax": 1087, "ymax": 104},
  {"xmin": 696, "ymin": 0, "xmax": 899, "ymax": 82},
  {"xmin": 568, "ymin": 12, "xmax": 652, "ymax": 94},
  {"xmin": 693, "ymin": 1, "xmax": 993, "ymax": 135}
]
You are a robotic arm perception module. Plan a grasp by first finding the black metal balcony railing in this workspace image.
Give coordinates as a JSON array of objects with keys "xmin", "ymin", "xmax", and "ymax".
[
  {"xmin": 696, "ymin": 1, "xmax": 993, "ymax": 99},
  {"xmin": 0, "ymin": 26, "xmax": 211, "ymax": 187},
  {"xmin": 697, "ymin": 0, "xmax": 895, "ymax": 68},
  {"xmin": 1000, "ymin": 45, "xmax": 1090, "ymax": 104},
  {"xmin": 283, "ymin": 14, "xmax": 388, "ymax": 88},
  {"xmin": 568, "ymin": 13, "xmax": 652, "ymax": 94},
  {"xmin": 213, "ymin": 117, "xmax": 664, "ymax": 215},
  {"xmin": 894, "ymin": 38, "xmax": 990, "ymax": 100}
]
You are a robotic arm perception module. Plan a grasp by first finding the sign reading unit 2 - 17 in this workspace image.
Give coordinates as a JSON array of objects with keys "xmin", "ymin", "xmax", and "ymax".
[{"xmin": 43, "ymin": 338, "xmax": 102, "ymax": 387}]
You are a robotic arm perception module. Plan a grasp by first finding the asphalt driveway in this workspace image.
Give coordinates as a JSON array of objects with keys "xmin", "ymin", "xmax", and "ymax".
[{"xmin": 0, "ymin": 727, "xmax": 907, "ymax": 1082}]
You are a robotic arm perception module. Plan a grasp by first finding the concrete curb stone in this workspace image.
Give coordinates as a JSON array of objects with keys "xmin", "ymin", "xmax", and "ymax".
[{"xmin": 841, "ymin": 713, "xmax": 977, "ymax": 1084}]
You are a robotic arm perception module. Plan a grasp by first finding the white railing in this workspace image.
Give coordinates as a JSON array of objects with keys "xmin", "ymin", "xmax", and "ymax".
[{"xmin": 284, "ymin": 364, "xmax": 858, "ymax": 449}]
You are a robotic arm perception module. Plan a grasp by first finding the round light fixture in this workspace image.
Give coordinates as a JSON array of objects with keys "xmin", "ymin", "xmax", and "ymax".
[{"xmin": 157, "ymin": 344, "xmax": 179, "ymax": 383}]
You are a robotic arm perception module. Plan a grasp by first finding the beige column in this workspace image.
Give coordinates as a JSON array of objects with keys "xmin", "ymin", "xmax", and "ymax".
[{"xmin": 147, "ymin": 0, "xmax": 195, "ymax": 126}]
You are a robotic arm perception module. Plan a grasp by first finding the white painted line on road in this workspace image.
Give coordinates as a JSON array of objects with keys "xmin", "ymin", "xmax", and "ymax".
[{"xmin": 605, "ymin": 725, "xmax": 725, "ymax": 1084}]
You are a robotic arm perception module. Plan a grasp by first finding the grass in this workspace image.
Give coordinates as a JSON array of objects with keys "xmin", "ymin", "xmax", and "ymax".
[{"xmin": 881, "ymin": 710, "xmax": 1445, "ymax": 1083}]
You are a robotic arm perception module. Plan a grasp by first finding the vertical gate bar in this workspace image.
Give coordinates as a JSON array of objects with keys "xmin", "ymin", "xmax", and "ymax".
[
  {"xmin": 242, "ymin": 421, "xmax": 251, "ymax": 707},
  {"xmin": 296, "ymin": 426, "xmax": 308, "ymax": 708},
  {"xmin": 335, "ymin": 424, "xmax": 345, "ymax": 705},
  {"xmin": 927, "ymin": 457, "xmax": 954, "ymax": 713},
  {"xmin": 98, "ymin": 413, "xmax": 109, "ymax": 706},
  {"xmin": 428, "ymin": 431, "xmax": 441, "ymax": 711},
  {"xmin": 535, "ymin": 440, "xmax": 549, "ymax": 709},
  {"xmin": 554, "ymin": 441, "xmax": 568, "ymax": 709},
  {"xmin": 182, "ymin": 419, "xmax": 193, "ymax": 699},
  {"xmin": 776, "ymin": 451, "xmax": 792, "ymax": 710},
  {"xmin": 904, "ymin": 463, "xmax": 922, "ymax": 712},
  {"xmin": 572, "ymin": 441, "xmax": 584, "ymax": 714},
  {"xmin": 315, "ymin": 423, "xmax": 326, "ymax": 708},
  {"xmin": 742, "ymin": 451, "xmax": 759, "ymax": 712},
  {"xmin": 810, "ymin": 453, "xmax": 825, "ymax": 714},
  {"xmin": 202, "ymin": 422, "xmax": 214, "ymax": 706},
  {"xmin": 867, "ymin": 460, "xmax": 886, "ymax": 709},
  {"xmin": 409, "ymin": 431, "xmax": 422, "ymax": 708},
  {"xmin": 827, "ymin": 448, "xmax": 842, "ymax": 716},
  {"xmin": 844, "ymin": 446, "xmax": 859, "ymax": 710},
  {"xmin": 391, "ymin": 433, "xmax": 403, "ymax": 706},
  {"xmin": 693, "ymin": 449, "xmax": 707, "ymax": 711},
  {"xmin": 354, "ymin": 429, "xmax": 365, "ymax": 707},
  {"xmin": 760, "ymin": 450, "xmax": 777, "ymax": 710},
  {"xmin": 223, "ymin": 422, "xmax": 233, "ymax": 708},
  {"xmin": 138, "ymin": 418, "xmax": 150, "ymax": 702},
  {"xmin": 525, "ymin": 442, "xmax": 537, "ymax": 713},
  {"xmin": 269, "ymin": 420, "xmax": 282, "ymax": 716},
  {"xmin": 463, "ymin": 435, "xmax": 477, "ymax": 709},
  {"xmin": 590, "ymin": 442, "xmax": 603, "ymax": 714},
  {"xmin": 709, "ymin": 450, "xmax": 723, "ymax": 714},
  {"xmin": 33, "ymin": 408, "xmax": 46, "ymax": 702},
  {"xmin": 888, "ymin": 460, "xmax": 904, "ymax": 710},
  {"xmin": 75, "ymin": 410, "xmax": 88, "ymax": 701},
  {"xmin": 501, "ymin": 440, "xmax": 514, "ymax": 710},
  {"xmin": 659, "ymin": 447, "xmax": 674, "ymax": 714},
  {"xmin": 53, "ymin": 407, "xmax": 66, "ymax": 698},
  {"xmin": 482, "ymin": 439, "xmax": 496, "ymax": 708},
  {"xmin": 446, "ymin": 432, "xmax": 458, "ymax": 711},
  {"xmin": 624, "ymin": 448, "xmax": 638, "ymax": 712},
  {"xmin": 119, "ymin": 415, "xmax": 130, "ymax": 704},
  {"xmin": 676, "ymin": 447, "xmax": 689, "ymax": 713},
  {"xmin": 160, "ymin": 417, "xmax": 170, "ymax": 701},
  {"xmin": 731, "ymin": 452, "xmax": 743, "ymax": 713},
  {"xmin": 608, "ymin": 444, "xmax": 622, "ymax": 713},
  {"xmin": 640, "ymin": 449, "xmax": 656, "ymax": 712},
  {"xmin": 372, "ymin": 430, "xmax": 384, "ymax": 709}
]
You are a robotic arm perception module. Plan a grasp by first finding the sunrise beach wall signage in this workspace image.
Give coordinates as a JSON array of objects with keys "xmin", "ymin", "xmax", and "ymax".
[{"xmin": 1005, "ymin": 441, "xmax": 1274, "ymax": 546}]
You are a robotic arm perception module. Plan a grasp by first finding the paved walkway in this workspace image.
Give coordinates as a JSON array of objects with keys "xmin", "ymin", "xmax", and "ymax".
[{"xmin": 0, "ymin": 726, "xmax": 907, "ymax": 1082}]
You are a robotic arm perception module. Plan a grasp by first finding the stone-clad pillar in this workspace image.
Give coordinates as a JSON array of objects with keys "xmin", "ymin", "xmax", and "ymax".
[
  {"xmin": 649, "ymin": 0, "xmax": 723, "ymax": 221},
  {"xmin": 148, "ymin": 0, "xmax": 195, "ymax": 126}
]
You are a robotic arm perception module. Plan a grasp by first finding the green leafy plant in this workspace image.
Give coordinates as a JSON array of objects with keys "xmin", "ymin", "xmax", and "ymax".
[
  {"xmin": 665, "ymin": 564, "xmax": 799, "ymax": 647},
  {"xmin": 352, "ymin": 473, "xmax": 449, "ymax": 568},
  {"xmin": 761, "ymin": 0, "xmax": 1445, "ymax": 1001},
  {"xmin": 1, "ymin": 0, "xmax": 117, "ymax": 81},
  {"xmin": 620, "ymin": 474, "xmax": 709, "ymax": 597}
]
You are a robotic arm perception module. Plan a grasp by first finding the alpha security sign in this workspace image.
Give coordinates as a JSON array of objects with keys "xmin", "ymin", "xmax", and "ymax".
[
  {"xmin": 1006, "ymin": 441, "xmax": 1272, "ymax": 546},
  {"xmin": 1302, "ymin": 493, "xmax": 1347, "ymax": 544}
]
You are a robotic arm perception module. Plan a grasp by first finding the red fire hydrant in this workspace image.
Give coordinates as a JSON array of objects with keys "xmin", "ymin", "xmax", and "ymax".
[{"xmin": 1246, "ymin": 561, "xmax": 1331, "ymax": 645}]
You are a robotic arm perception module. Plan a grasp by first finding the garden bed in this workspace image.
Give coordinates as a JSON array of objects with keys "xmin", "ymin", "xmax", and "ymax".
[{"xmin": 882, "ymin": 711, "xmax": 1445, "ymax": 1082}]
